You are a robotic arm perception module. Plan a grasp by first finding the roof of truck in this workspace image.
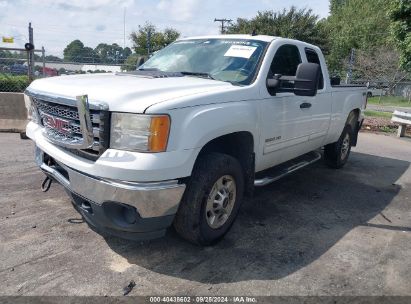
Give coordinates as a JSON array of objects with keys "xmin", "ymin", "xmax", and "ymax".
[{"xmin": 178, "ymin": 34, "xmax": 279, "ymax": 43}]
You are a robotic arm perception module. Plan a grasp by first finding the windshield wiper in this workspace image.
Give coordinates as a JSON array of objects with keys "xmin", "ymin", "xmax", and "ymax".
[
  {"xmin": 179, "ymin": 71, "xmax": 216, "ymax": 80},
  {"xmin": 138, "ymin": 68, "xmax": 160, "ymax": 71}
]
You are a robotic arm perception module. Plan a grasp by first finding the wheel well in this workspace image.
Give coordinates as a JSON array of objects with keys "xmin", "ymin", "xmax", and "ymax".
[
  {"xmin": 347, "ymin": 109, "xmax": 360, "ymax": 126},
  {"xmin": 347, "ymin": 109, "xmax": 360, "ymax": 146},
  {"xmin": 197, "ymin": 132, "xmax": 255, "ymax": 196}
]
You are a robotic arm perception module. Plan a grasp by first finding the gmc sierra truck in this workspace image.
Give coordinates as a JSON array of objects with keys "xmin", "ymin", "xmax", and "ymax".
[{"xmin": 25, "ymin": 35, "xmax": 366, "ymax": 245}]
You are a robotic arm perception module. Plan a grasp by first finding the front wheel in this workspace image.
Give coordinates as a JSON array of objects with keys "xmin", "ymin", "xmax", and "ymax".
[
  {"xmin": 324, "ymin": 125, "xmax": 353, "ymax": 169},
  {"xmin": 173, "ymin": 153, "xmax": 244, "ymax": 245}
]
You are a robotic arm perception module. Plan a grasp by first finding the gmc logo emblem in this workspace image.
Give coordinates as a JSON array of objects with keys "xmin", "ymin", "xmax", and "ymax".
[{"xmin": 42, "ymin": 113, "xmax": 72, "ymax": 135}]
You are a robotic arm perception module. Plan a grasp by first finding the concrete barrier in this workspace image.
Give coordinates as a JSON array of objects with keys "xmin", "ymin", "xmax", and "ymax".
[{"xmin": 0, "ymin": 92, "xmax": 28, "ymax": 133}]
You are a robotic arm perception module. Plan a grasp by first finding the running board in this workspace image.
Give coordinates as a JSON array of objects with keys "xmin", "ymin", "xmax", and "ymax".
[{"xmin": 254, "ymin": 151, "xmax": 322, "ymax": 187}]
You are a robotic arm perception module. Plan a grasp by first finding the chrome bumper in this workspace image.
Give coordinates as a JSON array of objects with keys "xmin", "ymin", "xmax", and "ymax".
[{"xmin": 35, "ymin": 147, "xmax": 186, "ymax": 218}]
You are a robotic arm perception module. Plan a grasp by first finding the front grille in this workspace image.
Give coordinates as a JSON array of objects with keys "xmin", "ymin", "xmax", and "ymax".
[
  {"xmin": 34, "ymin": 99, "xmax": 100, "ymax": 122},
  {"xmin": 32, "ymin": 98, "xmax": 109, "ymax": 159}
]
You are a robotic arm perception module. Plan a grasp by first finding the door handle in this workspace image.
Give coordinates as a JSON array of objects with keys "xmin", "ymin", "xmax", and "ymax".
[{"xmin": 300, "ymin": 102, "xmax": 312, "ymax": 109}]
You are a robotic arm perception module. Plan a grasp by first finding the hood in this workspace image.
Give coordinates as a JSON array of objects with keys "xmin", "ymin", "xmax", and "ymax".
[{"xmin": 27, "ymin": 72, "xmax": 234, "ymax": 113}]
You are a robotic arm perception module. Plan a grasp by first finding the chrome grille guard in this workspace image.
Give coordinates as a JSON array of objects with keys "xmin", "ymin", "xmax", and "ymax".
[
  {"xmin": 76, "ymin": 95, "xmax": 94, "ymax": 149},
  {"xmin": 25, "ymin": 89, "xmax": 109, "ymax": 151}
]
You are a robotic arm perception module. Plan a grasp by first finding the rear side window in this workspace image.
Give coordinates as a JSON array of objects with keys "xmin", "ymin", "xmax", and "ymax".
[
  {"xmin": 270, "ymin": 44, "xmax": 301, "ymax": 76},
  {"xmin": 305, "ymin": 48, "xmax": 324, "ymax": 89}
]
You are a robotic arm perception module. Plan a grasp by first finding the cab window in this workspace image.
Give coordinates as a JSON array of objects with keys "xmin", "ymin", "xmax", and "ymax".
[
  {"xmin": 305, "ymin": 48, "xmax": 324, "ymax": 89},
  {"xmin": 269, "ymin": 44, "xmax": 302, "ymax": 76},
  {"xmin": 267, "ymin": 44, "xmax": 302, "ymax": 93}
]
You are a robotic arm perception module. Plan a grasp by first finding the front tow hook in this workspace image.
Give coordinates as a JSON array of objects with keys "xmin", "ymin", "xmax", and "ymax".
[{"xmin": 41, "ymin": 176, "xmax": 52, "ymax": 192}]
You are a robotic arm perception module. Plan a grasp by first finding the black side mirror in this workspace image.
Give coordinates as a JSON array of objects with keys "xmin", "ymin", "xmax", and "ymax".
[
  {"xmin": 266, "ymin": 64, "xmax": 320, "ymax": 97},
  {"xmin": 266, "ymin": 74, "xmax": 281, "ymax": 89},
  {"xmin": 294, "ymin": 63, "xmax": 321, "ymax": 97}
]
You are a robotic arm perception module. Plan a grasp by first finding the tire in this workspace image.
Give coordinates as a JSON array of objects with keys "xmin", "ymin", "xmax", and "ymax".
[
  {"xmin": 324, "ymin": 125, "xmax": 353, "ymax": 169},
  {"xmin": 173, "ymin": 152, "xmax": 244, "ymax": 245},
  {"xmin": 367, "ymin": 92, "xmax": 372, "ymax": 98}
]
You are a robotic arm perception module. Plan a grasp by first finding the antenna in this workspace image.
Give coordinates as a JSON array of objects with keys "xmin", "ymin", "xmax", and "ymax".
[{"xmin": 123, "ymin": 7, "xmax": 126, "ymax": 49}]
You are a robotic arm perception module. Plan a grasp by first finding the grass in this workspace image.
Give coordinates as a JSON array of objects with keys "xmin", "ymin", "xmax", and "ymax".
[
  {"xmin": 368, "ymin": 96, "xmax": 411, "ymax": 107},
  {"xmin": 364, "ymin": 110, "xmax": 392, "ymax": 119}
]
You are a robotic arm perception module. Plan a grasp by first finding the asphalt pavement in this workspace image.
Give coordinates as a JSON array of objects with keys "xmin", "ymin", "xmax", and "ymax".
[{"xmin": 0, "ymin": 132, "xmax": 410, "ymax": 296}]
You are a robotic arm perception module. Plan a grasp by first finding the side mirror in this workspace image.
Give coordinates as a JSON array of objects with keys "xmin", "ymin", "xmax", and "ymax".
[
  {"xmin": 266, "ymin": 74, "xmax": 281, "ymax": 89},
  {"xmin": 266, "ymin": 64, "xmax": 320, "ymax": 97},
  {"xmin": 294, "ymin": 63, "xmax": 321, "ymax": 97}
]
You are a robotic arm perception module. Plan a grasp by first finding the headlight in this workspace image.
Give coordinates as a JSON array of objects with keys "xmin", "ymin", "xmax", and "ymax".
[
  {"xmin": 110, "ymin": 113, "xmax": 170, "ymax": 152},
  {"xmin": 24, "ymin": 94, "xmax": 40, "ymax": 123}
]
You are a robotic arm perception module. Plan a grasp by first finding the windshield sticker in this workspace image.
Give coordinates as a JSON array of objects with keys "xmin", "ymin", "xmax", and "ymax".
[
  {"xmin": 224, "ymin": 45, "xmax": 257, "ymax": 59},
  {"xmin": 221, "ymin": 40, "xmax": 251, "ymax": 45}
]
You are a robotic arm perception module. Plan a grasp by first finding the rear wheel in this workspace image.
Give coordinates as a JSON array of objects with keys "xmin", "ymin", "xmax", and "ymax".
[
  {"xmin": 324, "ymin": 125, "xmax": 353, "ymax": 169},
  {"xmin": 173, "ymin": 152, "xmax": 244, "ymax": 245}
]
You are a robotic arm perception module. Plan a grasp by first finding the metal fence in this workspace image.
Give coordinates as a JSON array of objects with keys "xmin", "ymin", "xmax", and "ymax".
[
  {"xmin": 0, "ymin": 46, "xmax": 128, "ymax": 93},
  {"xmin": 0, "ymin": 46, "xmax": 44, "ymax": 93}
]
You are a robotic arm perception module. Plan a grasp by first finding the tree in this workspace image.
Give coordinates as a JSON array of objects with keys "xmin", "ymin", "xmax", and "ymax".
[
  {"xmin": 94, "ymin": 43, "xmax": 132, "ymax": 64},
  {"xmin": 324, "ymin": 0, "xmax": 393, "ymax": 74},
  {"xmin": 351, "ymin": 47, "xmax": 408, "ymax": 94},
  {"xmin": 389, "ymin": 0, "xmax": 411, "ymax": 72},
  {"xmin": 130, "ymin": 22, "xmax": 180, "ymax": 55},
  {"xmin": 44, "ymin": 55, "xmax": 63, "ymax": 62},
  {"xmin": 121, "ymin": 53, "xmax": 146, "ymax": 71},
  {"xmin": 63, "ymin": 40, "xmax": 87, "ymax": 62},
  {"xmin": 63, "ymin": 40, "xmax": 132, "ymax": 64},
  {"xmin": 329, "ymin": 0, "xmax": 347, "ymax": 14},
  {"xmin": 82, "ymin": 46, "xmax": 96, "ymax": 63},
  {"xmin": 226, "ymin": 7, "xmax": 328, "ymax": 51}
]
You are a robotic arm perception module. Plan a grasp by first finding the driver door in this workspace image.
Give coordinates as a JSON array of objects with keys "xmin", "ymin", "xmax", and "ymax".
[{"xmin": 259, "ymin": 44, "xmax": 314, "ymax": 170}]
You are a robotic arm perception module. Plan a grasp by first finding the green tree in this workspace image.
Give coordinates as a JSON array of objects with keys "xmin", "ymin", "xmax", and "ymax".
[
  {"xmin": 121, "ymin": 53, "xmax": 146, "ymax": 71},
  {"xmin": 82, "ymin": 46, "xmax": 97, "ymax": 63},
  {"xmin": 325, "ymin": 0, "xmax": 393, "ymax": 73},
  {"xmin": 226, "ymin": 7, "xmax": 328, "ymax": 51},
  {"xmin": 329, "ymin": 0, "xmax": 347, "ymax": 14},
  {"xmin": 130, "ymin": 22, "xmax": 180, "ymax": 55},
  {"xmin": 94, "ymin": 43, "xmax": 132, "ymax": 64},
  {"xmin": 44, "ymin": 55, "xmax": 63, "ymax": 62},
  {"xmin": 63, "ymin": 40, "xmax": 87, "ymax": 62},
  {"xmin": 389, "ymin": 0, "xmax": 411, "ymax": 71}
]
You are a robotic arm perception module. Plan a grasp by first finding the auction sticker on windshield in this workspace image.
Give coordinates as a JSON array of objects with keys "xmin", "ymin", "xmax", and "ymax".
[{"xmin": 224, "ymin": 45, "xmax": 257, "ymax": 59}]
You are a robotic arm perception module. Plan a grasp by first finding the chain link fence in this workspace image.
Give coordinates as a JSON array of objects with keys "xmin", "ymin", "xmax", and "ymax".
[
  {"xmin": 0, "ymin": 46, "xmax": 134, "ymax": 93},
  {"xmin": 0, "ymin": 51, "xmax": 31, "ymax": 93}
]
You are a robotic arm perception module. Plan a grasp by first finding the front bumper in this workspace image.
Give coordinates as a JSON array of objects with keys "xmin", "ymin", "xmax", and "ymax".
[{"xmin": 36, "ymin": 147, "xmax": 186, "ymax": 240}]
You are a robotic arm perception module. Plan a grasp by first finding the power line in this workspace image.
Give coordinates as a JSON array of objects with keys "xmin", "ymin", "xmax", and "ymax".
[{"xmin": 214, "ymin": 18, "xmax": 232, "ymax": 34}]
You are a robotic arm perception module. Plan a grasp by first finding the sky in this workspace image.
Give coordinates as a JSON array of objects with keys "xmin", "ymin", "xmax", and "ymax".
[{"xmin": 0, "ymin": 0, "xmax": 330, "ymax": 57}]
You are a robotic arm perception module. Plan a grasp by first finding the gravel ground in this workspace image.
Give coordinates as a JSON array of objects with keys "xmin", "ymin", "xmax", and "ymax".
[
  {"xmin": 362, "ymin": 116, "xmax": 411, "ymax": 135},
  {"xmin": 0, "ymin": 132, "xmax": 411, "ymax": 297}
]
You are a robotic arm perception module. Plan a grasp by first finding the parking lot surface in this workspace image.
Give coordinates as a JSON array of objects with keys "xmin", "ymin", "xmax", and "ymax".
[{"xmin": 0, "ymin": 132, "xmax": 410, "ymax": 296}]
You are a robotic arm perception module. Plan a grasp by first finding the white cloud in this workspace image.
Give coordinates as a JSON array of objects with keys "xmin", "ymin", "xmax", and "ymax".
[
  {"xmin": 0, "ymin": 0, "xmax": 329, "ymax": 56},
  {"xmin": 157, "ymin": 0, "xmax": 200, "ymax": 21},
  {"xmin": 33, "ymin": 0, "xmax": 134, "ymax": 11}
]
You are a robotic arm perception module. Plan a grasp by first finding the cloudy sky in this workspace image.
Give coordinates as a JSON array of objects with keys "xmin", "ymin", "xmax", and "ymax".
[{"xmin": 0, "ymin": 0, "xmax": 330, "ymax": 56}]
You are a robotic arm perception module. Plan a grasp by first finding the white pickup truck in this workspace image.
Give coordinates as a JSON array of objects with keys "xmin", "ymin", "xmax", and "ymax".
[{"xmin": 25, "ymin": 35, "xmax": 366, "ymax": 245}]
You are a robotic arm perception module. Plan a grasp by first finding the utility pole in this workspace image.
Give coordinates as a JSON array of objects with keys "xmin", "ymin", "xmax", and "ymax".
[
  {"xmin": 28, "ymin": 22, "xmax": 35, "ymax": 80},
  {"xmin": 41, "ymin": 46, "xmax": 45, "ymax": 77},
  {"xmin": 346, "ymin": 48, "xmax": 355, "ymax": 84},
  {"xmin": 214, "ymin": 18, "xmax": 232, "ymax": 34}
]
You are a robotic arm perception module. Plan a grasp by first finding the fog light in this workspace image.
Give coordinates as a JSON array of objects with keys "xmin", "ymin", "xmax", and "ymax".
[{"xmin": 103, "ymin": 201, "xmax": 138, "ymax": 227}]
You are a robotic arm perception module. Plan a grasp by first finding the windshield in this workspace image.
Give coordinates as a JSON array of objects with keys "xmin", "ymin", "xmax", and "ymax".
[{"xmin": 140, "ymin": 39, "xmax": 268, "ymax": 85}]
